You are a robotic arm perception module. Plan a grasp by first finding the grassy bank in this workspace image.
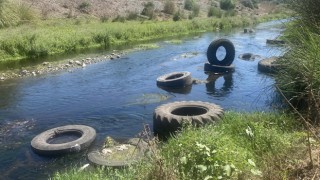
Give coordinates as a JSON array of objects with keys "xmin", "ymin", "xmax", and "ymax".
[
  {"xmin": 52, "ymin": 112, "xmax": 306, "ymax": 180},
  {"xmin": 0, "ymin": 13, "xmax": 288, "ymax": 63}
]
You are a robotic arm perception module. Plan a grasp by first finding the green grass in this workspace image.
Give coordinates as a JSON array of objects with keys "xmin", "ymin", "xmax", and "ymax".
[
  {"xmin": 51, "ymin": 112, "xmax": 306, "ymax": 180},
  {"xmin": 0, "ymin": 13, "xmax": 288, "ymax": 63},
  {"xmin": 275, "ymin": 0, "xmax": 320, "ymax": 123}
]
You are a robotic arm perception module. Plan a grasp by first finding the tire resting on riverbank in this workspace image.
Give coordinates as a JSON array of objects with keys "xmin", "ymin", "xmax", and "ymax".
[
  {"xmin": 204, "ymin": 63, "xmax": 235, "ymax": 74},
  {"xmin": 258, "ymin": 57, "xmax": 280, "ymax": 73},
  {"xmin": 87, "ymin": 138, "xmax": 147, "ymax": 167},
  {"xmin": 156, "ymin": 71, "xmax": 193, "ymax": 88},
  {"xmin": 153, "ymin": 101, "xmax": 224, "ymax": 137},
  {"xmin": 31, "ymin": 125, "xmax": 96, "ymax": 156},
  {"xmin": 207, "ymin": 39, "xmax": 235, "ymax": 66}
]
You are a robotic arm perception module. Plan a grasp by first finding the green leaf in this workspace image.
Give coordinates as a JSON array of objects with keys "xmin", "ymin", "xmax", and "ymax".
[{"xmin": 204, "ymin": 175, "xmax": 213, "ymax": 180}]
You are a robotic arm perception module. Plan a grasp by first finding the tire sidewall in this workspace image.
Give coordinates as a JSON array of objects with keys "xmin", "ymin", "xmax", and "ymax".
[
  {"xmin": 207, "ymin": 39, "xmax": 235, "ymax": 66},
  {"xmin": 156, "ymin": 71, "xmax": 192, "ymax": 88},
  {"xmin": 31, "ymin": 125, "xmax": 96, "ymax": 156}
]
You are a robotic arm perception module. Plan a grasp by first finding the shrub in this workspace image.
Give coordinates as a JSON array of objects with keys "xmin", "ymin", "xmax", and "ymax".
[
  {"xmin": 184, "ymin": 0, "xmax": 194, "ymax": 10},
  {"xmin": 275, "ymin": 0, "xmax": 320, "ymax": 123},
  {"xmin": 173, "ymin": 11, "xmax": 182, "ymax": 21},
  {"xmin": 208, "ymin": 6, "xmax": 223, "ymax": 17},
  {"xmin": 141, "ymin": 2, "xmax": 155, "ymax": 19},
  {"xmin": 192, "ymin": 4, "xmax": 200, "ymax": 17},
  {"xmin": 77, "ymin": 2, "xmax": 91, "ymax": 14},
  {"xmin": 126, "ymin": 12, "xmax": 139, "ymax": 21},
  {"xmin": 220, "ymin": 0, "xmax": 236, "ymax": 10},
  {"xmin": 240, "ymin": 0, "xmax": 259, "ymax": 9},
  {"xmin": 163, "ymin": 0, "xmax": 175, "ymax": 15}
]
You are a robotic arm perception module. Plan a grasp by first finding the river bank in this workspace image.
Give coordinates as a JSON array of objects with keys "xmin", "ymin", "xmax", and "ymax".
[{"xmin": 0, "ymin": 13, "xmax": 288, "ymax": 81}]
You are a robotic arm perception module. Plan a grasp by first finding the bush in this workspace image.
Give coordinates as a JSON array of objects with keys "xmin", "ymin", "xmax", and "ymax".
[
  {"xmin": 240, "ymin": 0, "xmax": 259, "ymax": 9},
  {"xmin": 184, "ymin": 0, "xmax": 194, "ymax": 10},
  {"xmin": 173, "ymin": 11, "xmax": 182, "ymax": 21},
  {"xmin": 141, "ymin": 2, "xmax": 155, "ymax": 19},
  {"xmin": 208, "ymin": 6, "xmax": 223, "ymax": 17},
  {"xmin": 163, "ymin": 0, "xmax": 175, "ymax": 15},
  {"xmin": 192, "ymin": 4, "xmax": 200, "ymax": 17},
  {"xmin": 126, "ymin": 12, "xmax": 139, "ymax": 20},
  {"xmin": 77, "ymin": 2, "xmax": 91, "ymax": 14},
  {"xmin": 220, "ymin": 0, "xmax": 236, "ymax": 10}
]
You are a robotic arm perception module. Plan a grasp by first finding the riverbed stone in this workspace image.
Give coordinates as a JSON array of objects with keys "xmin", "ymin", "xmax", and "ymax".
[
  {"xmin": 69, "ymin": 60, "xmax": 74, "ymax": 65},
  {"xmin": 0, "ymin": 76, "xmax": 5, "ymax": 81},
  {"xmin": 75, "ymin": 61, "xmax": 82, "ymax": 66}
]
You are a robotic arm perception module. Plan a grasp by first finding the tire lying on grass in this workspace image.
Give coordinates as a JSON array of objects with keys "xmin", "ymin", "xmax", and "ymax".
[
  {"xmin": 156, "ymin": 71, "xmax": 193, "ymax": 88},
  {"xmin": 258, "ymin": 57, "xmax": 281, "ymax": 74},
  {"xmin": 153, "ymin": 101, "xmax": 223, "ymax": 137},
  {"xmin": 31, "ymin": 125, "xmax": 96, "ymax": 156},
  {"xmin": 207, "ymin": 38, "xmax": 235, "ymax": 66},
  {"xmin": 204, "ymin": 62, "xmax": 235, "ymax": 74},
  {"xmin": 88, "ymin": 138, "xmax": 147, "ymax": 167}
]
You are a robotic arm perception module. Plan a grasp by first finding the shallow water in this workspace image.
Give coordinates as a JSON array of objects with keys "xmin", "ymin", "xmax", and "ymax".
[{"xmin": 0, "ymin": 19, "xmax": 287, "ymax": 179}]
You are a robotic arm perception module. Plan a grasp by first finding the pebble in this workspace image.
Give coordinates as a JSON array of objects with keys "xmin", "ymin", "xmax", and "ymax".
[{"xmin": 0, "ymin": 77, "xmax": 5, "ymax": 80}]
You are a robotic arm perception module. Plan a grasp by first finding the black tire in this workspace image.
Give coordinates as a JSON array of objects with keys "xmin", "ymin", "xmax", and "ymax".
[
  {"xmin": 239, "ymin": 53, "xmax": 254, "ymax": 60},
  {"xmin": 204, "ymin": 63, "xmax": 235, "ymax": 74},
  {"xmin": 156, "ymin": 71, "xmax": 193, "ymax": 88},
  {"xmin": 87, "ymin": 138, "xmax": 147, "ymax": 167},
  {"xmin": 31, "ymin": 125, "xmax": 96, "ymax": 156},
  {"xmin": 258, "ymin": 57, "xmax": 280, "ymax": 74},
  {"xmin": 153, "ymin": 101, "xmax": 223, "ymax": 137},
  {"xmin": 207, "ymin": 39, "xmax": 235, "ymax": 66}
]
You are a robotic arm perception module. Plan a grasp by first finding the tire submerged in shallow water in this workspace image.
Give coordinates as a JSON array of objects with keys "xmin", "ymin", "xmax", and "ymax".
[
  {"xmin": 153, "ymin": 101, "xmax": 224, "ymax": 137},
  {"xmin": 258, "ymin": 57, "xmax": 281, "ymax": 73},
  {"xmin": 204, "ymin": 63, "xmax": 235, "ymax": 74},
  {"xmin": 207, "ymin": 39, "xmax": 235, "ymax": 66},
  {"xmin": 156, "ymin": 71, "xmax": 193, "ymax": 88},
  {"xmin": 31, "ymin": 125, "xmax": 96, "ymax": 156}
]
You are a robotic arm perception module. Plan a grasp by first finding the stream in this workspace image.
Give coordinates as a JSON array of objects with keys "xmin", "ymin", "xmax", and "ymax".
[{"xmin": 0, "ymin": 19, "xmax": 287, "ymax": 179}]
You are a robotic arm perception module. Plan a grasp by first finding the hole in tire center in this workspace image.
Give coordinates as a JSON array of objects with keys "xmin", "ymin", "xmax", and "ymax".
[
  {"xmin": 171, "ymin": 106, "xmax": 208, "ymax": 116},
  {"xmin": 166, "ymin": 73, "xmax": 184, "ymax": 80},
  {"xmin": 47, "ymin": 131, "xmax": 82, "ymax": 144},
  {"xmin": 216, "ymin": 46, "xmax": 226, "ymax": 61}
]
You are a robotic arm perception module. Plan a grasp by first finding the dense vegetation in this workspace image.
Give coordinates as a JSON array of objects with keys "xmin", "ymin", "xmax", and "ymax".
[{"xmin": 276, "ymin": 0, "xmax": 320, "ymax": 124}]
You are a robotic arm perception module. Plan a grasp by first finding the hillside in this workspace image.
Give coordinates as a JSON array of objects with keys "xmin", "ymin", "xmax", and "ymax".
[{"xmin": 21, "ymin": 0, "xmax": 281, "ymax": 20}]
